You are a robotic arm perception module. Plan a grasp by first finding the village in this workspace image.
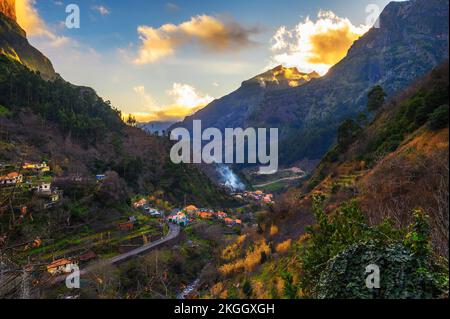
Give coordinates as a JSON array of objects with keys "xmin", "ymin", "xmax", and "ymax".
[
  {"xmin": 0, "ymin": 161, "xmax": 62, "ymax": 213},
  {"xmin": 133, "ymin": 198, "xmax": 243, "ymax": 228},
  {"xmin": 232, "ymin": 190, "xmax": 274, "ymax": 205},
  {"xmin": 0, "ymin": 160, "xmax": 163, "ymax": 277},
  {"xmin": 0, "ymin": 159, "xmax": 276, "ymax": 282}
]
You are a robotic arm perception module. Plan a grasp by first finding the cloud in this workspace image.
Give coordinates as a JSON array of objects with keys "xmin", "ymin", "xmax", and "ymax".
[
  {"xmin": 270, "ymin": 11, "xmax": 369, "ymax": 75},
  {"xmin": 167, "ymin": 83, "xmax": 214, "ymax": 108},
  {"xmin": 134, "ymin": 15, "xmax": 259, "ymax": 64},
  {"xmin": 16, "ymin": 0, "xmax": 69, "ymax": 47},
  {"xmin": 131, "ymin": 83, "xmax": 214, "ymax": 121},
  {"xmin": 133, "ymin": 85, "xmax": 155, "ymax": 108},
  {"xmin": 92, "ymin": 5, "xmax": 110, "ymax": 16},
  {"xmin": 16, "ymin": 0, "xmax": 48, "ymax": 36},
  {"xmin": 165, "ymin": 2, "xmax": 180, "ymax": 12}
]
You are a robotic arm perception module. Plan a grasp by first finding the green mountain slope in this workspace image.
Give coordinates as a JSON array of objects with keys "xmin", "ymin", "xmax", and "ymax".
[
  {"xmin": 175, "ymin": 0, "xmax": 449, "ymax": 165},
  {"xmin": 0, "ymin": 11, "xmax": 57, "ymax": 80},
  {"xmin": 0, "ymin": 54, "xmax": 230, "ymax": 206},
  {"xmin": 202, "ymin": 62, "xmax": 449, "ymax": 299}
]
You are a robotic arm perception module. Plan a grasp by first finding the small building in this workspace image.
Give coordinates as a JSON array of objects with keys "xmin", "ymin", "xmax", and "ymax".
[
  {"xmin": 36, "ymin": 183, "xmax": 52, "ymax": 194},
  {"xmin": 96, "ymin": 174, "xmax": 106, "ymax": 182},
  {"xmin": 0, "ymin": 172, "xmax": 23, "ymax": 186},
  {"xmin": 224, "ymin": 218, "xmax": 234, "ymax": 226},
  {"xmin": 133, "ymin": 198, "xmax": 147, "ymax": 209},
  {"xmin": 263, "ymin": 195, "xmax": 273, "ymax": 204},
  {"xmin": 145, "ymin": 207, "xmax": 162, "ymax": 217},
  {"xmin": 184, "ymin": 205, "xmax": 198, "ymax": 214},
  {"xmin": 23, "ymin": 162, "xmax": 50, "ymax": 173},
  {"xmin": 198, "ymin": 211, "xmax": 213, "ymax": 219},
  {"xmin": 78, "ymin": 251, "xmax": 97, "ymax": 263},
  {"xmin": 216, "ymin": 212, "xmax": 228, "ymax": 220},
  {"xmin": 117, "ymin": 221, "xmax": 134, "ymax": 231},
  {"xmin": 168, "ymin": 212, "xmax": 189, "ymax": 226},
  {"xmin": 47, "ymin": 259, "xmax": 76, "ymax": 275}
]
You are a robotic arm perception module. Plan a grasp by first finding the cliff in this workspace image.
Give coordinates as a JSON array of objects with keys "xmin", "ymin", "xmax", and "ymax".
[
  {"xmin": 0, "ymin": 0, "xmax": 57, "ymax": 80},
  {"xmin": 0, "ymin": 0, "xmax": 15, "ymax": 21}
]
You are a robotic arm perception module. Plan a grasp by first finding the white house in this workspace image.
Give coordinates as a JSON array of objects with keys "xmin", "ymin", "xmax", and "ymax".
[{"xmin": 36, "ymin": 183, "xmax": 52, "ymax": 194}]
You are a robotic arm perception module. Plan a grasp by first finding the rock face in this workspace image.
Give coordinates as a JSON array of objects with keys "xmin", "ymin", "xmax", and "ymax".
[
  {"xmin": 174, "ymin": 65, "xmax": 318, "ymax": 132},
  {"xmin": 0, "ymin": 0, "xmax": 15, "ymax": 21},
  {"xmin": 175, "ymin": 0, "xmax": 449, "ymax": 165},
  {"xmin": 0, "ymin": 1, "xmax": 57, "ymax": 80}
]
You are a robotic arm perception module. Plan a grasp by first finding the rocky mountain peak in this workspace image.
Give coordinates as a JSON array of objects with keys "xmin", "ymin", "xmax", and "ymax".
[
  {"xmin": 244, "ymin": 65, "xmax": 320, "ymax": 89},
  {"xmin": 0, "ymin": 0, "xmax": 16, "ymax": 21}
]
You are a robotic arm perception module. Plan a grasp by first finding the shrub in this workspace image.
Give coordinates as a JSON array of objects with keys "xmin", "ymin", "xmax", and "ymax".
[
  {"xmin": 367, "ymin": 85, "xmax": 386, "ymax": 112},
  {"xmin": 298, "ymin": 198, "xmax": 448, "ymax": 298},
  {"xmin": 275, "ymin": 239, "xmax": 292, "ymax": 254},
  {"xmin": 427, "ymin": 105, "xmax": 449, "ymax": 130},
  {"xmin": 337, "ymin": 119, "xmax": 362, "ymax": 150},
  {"xmin": 316, "ymin": 240, "xmax": 448, "ymax": 299},
  {"xmin": 269, "ymin": 225, "xmax": 279, "ymax": 237}
]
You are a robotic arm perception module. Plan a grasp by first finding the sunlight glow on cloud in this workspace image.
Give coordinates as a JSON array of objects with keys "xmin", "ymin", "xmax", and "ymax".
[
  {"xmin": 134, "ymin": 15, "xmax": 258, "ymax": 64},
  {"xmin": 270, "ymin": 11, "xmax": 370, "ymax": 75},
  {"xmin": 16, "ymin": 0, "xmax": 69, "ymax": 47},
  {"xmin": 132, "ymin": 83, "xmax": 214, "ymax": 121}
]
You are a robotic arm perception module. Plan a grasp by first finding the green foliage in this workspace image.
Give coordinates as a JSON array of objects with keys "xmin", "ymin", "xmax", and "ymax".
[
  {"xmin": 298, "ymin": 197, "xmax": 448, "ymax": 298},
  {"xmin": 427, "ymin": 104, "xmax": 449, "ymax": 130},
  {"xmin": 242, "ymin": 279, "xmax": 253, "ymax": 298},
  {"xmin": 316, "ymin": 241, "xmax": 448, "ymax": 299},
  {"xmin": 362, "ymin": 67, "xmax": 449, "ymax": 165},
  {"xmin": 337, "ymin": 119, "xmax": 362, "ymax": 150},
  {"xmin": 367, "ymin": 85, "xmax": 386, "ymax": 112},
  {"xmin": 0, "ymin": 55, "xmax": 124, "ymax": 143},
  {"xmin": 404, "ymin": 209, "xmax": 432, "ymax": 260},
  {"xmin": 68, "ymin": 203, "xmax": 90, "ymax": 220},
  {"xmin": 0, "ymin": 104, "xmax": 11, "ymax": 117},
  {"xmin": 281, "ymin": 271, "xmax": 298, "ymax": 299},
  {"xmin": 300, "ymin": 196, "xmax": 378, "ymax": 292}
]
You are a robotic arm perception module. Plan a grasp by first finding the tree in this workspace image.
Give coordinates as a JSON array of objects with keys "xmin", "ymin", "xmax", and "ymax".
[
  {"xmin": 337, "ymin": 119, "xmax": 361, "ymax": 149},
  {"xmin": 428, "ymin": 105, "xmax": 449, "ymax": 130},
  {"xmin": 367, "ymin": 85, "xmax": 386, "ymax": 112},
  {"xmin": 126, "ymin": 114, "xmax": 137, "ymax": 127}
]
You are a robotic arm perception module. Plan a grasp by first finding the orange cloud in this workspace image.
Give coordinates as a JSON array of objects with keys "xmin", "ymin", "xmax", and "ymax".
[
  {"xmin": 129, "ymin": 104, "xmax": 205, "ymax": 122},
  {"xmin": 132, "ymin": 83, "xmax": 214, "ymax": 121},
  {"xmin": 16, "ymin": 0, "xmax": 47, "ymax": 36},
  {"xmin": 134, "ymin": 15, "xmax": 258, "ymax": 64},
  {"xmin": 270, "ymin": 11, "xmax": 369, "ymax": 75},
  {"xmin": 16, "ymin": 0, "xmax": 69, "ymax": 46}
]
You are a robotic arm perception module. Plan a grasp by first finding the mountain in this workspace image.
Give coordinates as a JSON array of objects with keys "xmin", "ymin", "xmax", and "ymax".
[
  {"xmin": 304, "ymin": 61, "xmax": 449, "ymax": 256},
  {"xmin": 205, "ymin": 61, "xmax": 449, "ymax": 299},
  {"xmin": 0, "ymin": 5, "xmax": 230, "ymax": 207},
  {"xmin": 175, "ymin": 0, "xmax": 449, "ymax": 165},
  {"xmin": 173, "ymin": 65, "xmax": 319, "ymax": 132},
  {"xmin": 0, "ymin": 0, "xmax": 15, "ymax": 20},
  {"xmin": 138, "ymin": 121, "xmax": 176, "ymax": 135},
  {"xmin": 0, "ymin": 0, "xmax": 57, "ymax": 80}
]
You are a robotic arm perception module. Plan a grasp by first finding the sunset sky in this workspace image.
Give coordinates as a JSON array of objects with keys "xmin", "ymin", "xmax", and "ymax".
[{"xmin": 16, "ymin": 0, "xmax": 397, "ymax": 122}]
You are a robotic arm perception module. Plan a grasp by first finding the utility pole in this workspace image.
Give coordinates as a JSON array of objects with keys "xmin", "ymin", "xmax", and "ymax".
[{"xmin": 21, "ymin": 268, "xmax": 30, "ymax": 299}]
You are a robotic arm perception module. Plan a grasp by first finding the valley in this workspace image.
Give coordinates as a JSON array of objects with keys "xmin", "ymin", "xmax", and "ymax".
[{"xmin": 0, "ymin": 0, "xmax": 449, "ymax": 301}]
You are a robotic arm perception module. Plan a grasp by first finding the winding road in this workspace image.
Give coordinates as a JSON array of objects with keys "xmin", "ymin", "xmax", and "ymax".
[
  {"xmin": 51, "ymin": 223, "xmax": 181, "ymax": 284},
  {"xmin": 253, "ymin": 175, "xmax": 305, "ymax": 188}
]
